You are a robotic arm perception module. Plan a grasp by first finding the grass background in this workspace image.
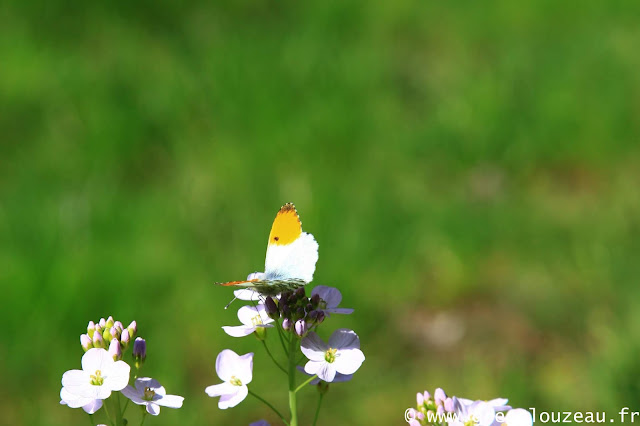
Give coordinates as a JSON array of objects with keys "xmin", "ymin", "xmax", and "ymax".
[{"xmin": 2, "ymin": 1, "xmax": 640, "ymax": 425}]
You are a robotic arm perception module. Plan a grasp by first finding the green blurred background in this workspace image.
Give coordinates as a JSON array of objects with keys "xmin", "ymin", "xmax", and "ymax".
[{"xmin": 2, "ymin": 1, "xmax": 640, "ymax": 425}]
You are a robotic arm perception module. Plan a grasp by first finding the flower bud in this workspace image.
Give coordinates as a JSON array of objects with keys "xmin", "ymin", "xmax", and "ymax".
[
  {"xmin": 416, "ymin": 392, "xmax": 424, "ymax": 406},
  {"xmin": 294, "ymin": 319, "xmax": 307, "ymax": 337},
  {"xmin": 437, "ymin": 405, "xmax": 444, "ymax": 415},
  {"xmin": 99, "ymin": 318, "xmax": 106, "ymax": 328},
  {"xmin": 310, "ymin": 293, "xmax": 320, "ymax": 307},
  {"xmin": 281, "ymin": 304, "xmax": 291, "ymax": 318},
  {"xmin": 308, "ymin": 310, "xmax": 319, "ymax": 321},
  {"xmin": 316, "ymin": 311, "xmax": 325, "ymax": 324},
  {"xmin": 93, "ymin": 330, "xmax": 105, "ymax": 349},
  {"xmin": 106, "ymin": 316, "xmax": 114, "ymax": 328},
  {"xmin": 114, "ymin": 321, "xmax": 123, "ymax": 332},
  {"xmin": 110, "ymin": 326, "xmax": 120, "ymax": 340},
  {"xmin": 444, "ymin": 397, "xmax": 454, "ymax": 413},
  {"xmin": 282, "ymin": 318, "xmax": 292, "ymax": 331},
  {"xmin": 120, "ymin": 329, "xmax": 130, "ymax": 348},
  {"xmin": 81, "ymin": 334, "xmax": 93, "ymax": 351},
  {"xmin": 305, "ymin": 303, "xmax": 313, "ymax": 313},
  {"xmin": 109, "ymin": 338, "xmax": 122, "ymax": 361},
  {"xmin": 296, "ymin": 307, "xmax": 305, "ymax": 319},
  {"xmin": 423, "ymin": 391, "xmax": 431, "ymax": 401},
  {"xmin": 264, "ymin": 297, "xmax": 278, "ymax": 318},
  {"xmin": 280, "ymin": 292, "xmax": 291, "ymax": 306},
  {"xmin": 133, "ymin": 337, "xmax": 146, "ymax": 367},
  {"xmin": 127, "ymin": 321, "xmax": 137, "ymax": 339},
  {"xmin": 434, "ymin": 388, "xmax": 446, "ymax": 405},
  {"xmin": 102, "ymin": 327, "xmax": 112, "ymax": 343},
  {"xmin": 87, "ymin": 321, "xmax": 96, "ymax": 338},
  {"xmin": 295, "ymin": 287, "xmax": 306, "ymax": 299}
]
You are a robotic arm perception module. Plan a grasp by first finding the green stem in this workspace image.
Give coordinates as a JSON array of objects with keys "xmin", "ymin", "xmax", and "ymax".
[
  {"xmin": 261, "ymin": 340, "xmax": 287, "ymax": 374},
  {"xmin": 87, "ymin": 413, "xmax": 95, "ymax": 426},
  {"xmin": 288, "ymin": 337, "xmax": 299, "ymax": 426},
  {"xmin": 102, "ymin": 397, "xmax": 115, "ymax": 426},
  {"xmin": 312, "ymin": 393, "xmax": 324, "ymax": 426},
  {"xmin": 114, "ymin": 392, "xmax": 124, "ymax": 426},
  {"xmin": 295, "ymin": 374, "xmax": 318, "ymax": 393},
  {"xmin": 248, "ymin": 390, "xmax": 289, "ymax": 426},
  {"xmin": 140, "ymin": 412, "xmax": 147, "ymax": 426}
]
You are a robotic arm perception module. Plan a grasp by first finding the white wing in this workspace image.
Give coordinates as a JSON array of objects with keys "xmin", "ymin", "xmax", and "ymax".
[{"xmin": 264, "ymin": 232, "xmax": 318, "ymax": 283}]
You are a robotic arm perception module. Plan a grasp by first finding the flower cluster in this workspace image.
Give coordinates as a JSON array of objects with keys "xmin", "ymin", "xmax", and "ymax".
[
  {"xmin": 208, "ymin": 282, "xmax": 364, "ymax": 425},
  {"xmin": 60, "ymin": 316, "xmax": 183, "ymax": 425},
  {"xmin": 405, "ymin": 388, "xmax": 533, "ymax": 426}
]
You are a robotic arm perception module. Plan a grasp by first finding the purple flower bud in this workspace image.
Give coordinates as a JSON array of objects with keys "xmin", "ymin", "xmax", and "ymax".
[
  {"xmin": 93, "ymin": 330, "xmax": 105, "ymax": 348},
  {"xmin": 109, "ymin": 338, "xmax": 122, "ymax": 361},
  {"xmin": 110, "ymin": 326, "xmax": 119, "ymax": 340},
  {"xmin": 281, "ymin": 304, "xmax": 291, "ymax": 318},
  {"xmin": 310, "ymin": 293, "xmax": 320, "ymax": 306},
  {"xmin": 434, "ymin": 388, "xmax": 446, "ymax": 405},
  {"xmin": 99, "ymin": 318, "xmax": 106, "ymax": 328},
  {"xmin": 105, "ymin": 316, "xmax": 114, "ymax": 329},
  {"xmin": 316, "ymin": 311, "xmax": 326, "ymax": 324},
  {"xmin": 133, "ymin": 337, "xmax": 146, "ymax": 363},
  {"xmin": 282, "ymin": 318, "xmax": 292, "ymax": 331},
  {"xmin": 294, "ymin": 319, "xmax": 307, "ymax": 337},
  {"xmin": 127, "ymin": 321, "xmax": 137, "ymax": 338},
  {"xmin": 264, "ymin": 297, "xmax": 278, "ymax": 317},
  {"xmin": 87, "ymin": 320, "xmax": 95, "ymax": 332},
  {"xmin": 423, "ymin": 391, "xmax": 431, "ymax": 401},
  {"xmin": 416, "ymin": 392, "xmax": 424, "ymax": 406},
  {"xmin": 295, "ymin": 287, "xmax": 306, "ymax": 299},
  {"xmin": 120, "ymin": 329, "xmax": 130, "ymax": 347},
  {"xmin": 416, "ymin": 412, "xmax": 425, "ymax": 421},
  {"xmin": 437, "ymin": 405, "xmax": 444, "ymax": 415},
  {"xmin": 444, "ymin": 397, "xmax": 454, "ymax": 413},
  {"xmin": 280, "ymin": 291, "xmax": 291, "ymax": 305},
  {"xmin": 80, "ymin": 334, "xmax": 93, "ymax": 351},
  {"xmin": 308, "ymin": 310, "xmax": 319, "ymax": 321},
  {"xmin": 114, "ymin": 321, "xmax": 123, "ymax": 332},
  {"xmin": 305, "ymin": 303, "xmax": 313, "ymax": 312},
  {"xmin": 407, "ymin": 408, "xmax": 417, "ymax": 419}
]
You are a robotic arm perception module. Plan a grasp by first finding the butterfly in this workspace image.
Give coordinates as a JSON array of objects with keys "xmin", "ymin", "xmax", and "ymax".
[{"xmin": 216, "ymin": 203, "xmax": 319, "ymax": 296}]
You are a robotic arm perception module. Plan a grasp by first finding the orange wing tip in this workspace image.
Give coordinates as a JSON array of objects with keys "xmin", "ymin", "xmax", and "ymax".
[
  {"xmin": 217, "ymin": 279, "xmax": 260, "ymax": 287},
  {"xmin": 279, "ymin": 203, "xmax": 297, "ymax": 213}
]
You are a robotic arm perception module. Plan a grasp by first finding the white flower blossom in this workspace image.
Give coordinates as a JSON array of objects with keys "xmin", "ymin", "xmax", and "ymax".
[
  {"xmin": 205, "ymin": 350, "xmax": 253, "ymax": 409},
  {"xmin": 222, "ymin": 305, "xmax": 274, "ymax": 337},
  {"xmin": 121, "ymin": 377, "xmax": 184, "ymax": 416},
  {"xmin": 301, "ymin": 329, "xmax": 365, "ymax": 382}
]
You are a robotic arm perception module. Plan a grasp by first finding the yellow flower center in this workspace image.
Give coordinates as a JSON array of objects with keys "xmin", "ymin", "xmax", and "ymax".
[
  {"xmin": 250, "ymin": 315, "xmax": 263, "ymax": 326},
  {"xmin": 325, "ymin": 348, "xmax": 338, "ymax": 363},
  {"xmin": 90, "ymin": 370, "xmax": 104, "ymax": 386},
  {"xmin": 464, "ymin": 415, "xmax": 478, "ymax": 426},
  {"xmin": 143, "ymin": 387, "xmax": 156, "ymax": 401},
  {"xmin": 230, "ymin": 375, "xmax": 243, "ymax": 386}
]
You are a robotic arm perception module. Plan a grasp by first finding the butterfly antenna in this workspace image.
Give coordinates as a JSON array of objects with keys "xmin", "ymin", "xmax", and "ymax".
[{"xmin": 224, "ymin": 296, "xmax": 237, "ymax": 310}]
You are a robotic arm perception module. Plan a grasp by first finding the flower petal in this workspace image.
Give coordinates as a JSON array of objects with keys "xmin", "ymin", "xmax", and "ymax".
[
  {"xmin": 146, "ymin": 402, "xmax": 160, "ymax": 416},
  {"xmin": 328, "ymin": 329, "xmax": 360, "ymax": 350},
  {"xmin": 205, "ymin": 382, "xmax": 235, "ymax": 398},
  {"xmin": 326, "ymin": 308, "xmax": 354, "ymax": 315},
  {"xmin": 218, "ymin": 385, "xmax": 248, "ymax": 409},
  {"xmin": 82, "ymin": 399, "xmax": 103, "ymax": 414},
  {"xmin": 121, "ymin": 385, "xmax": 146, "ymax": 404},
  {"xmin": 333, "ymin": 348, "xmax": 365, "ymax": 375},
  {"xmin": 61, "ymin": 370, "xmax": 90, "ymax": 396},
  {"xmin": 104, "ymin": 360, "xmax": 131, "ymax": 391},
  {"xmin": 237, "ymin": 306, "xmax": 263, "ymax": 326},
  {"xmin": 82, "ymin": 348, "xmax": 114, "ymax": 374},
  {"xmin": 311, "ymin": 286, "xmax": 342, "ymax": 308},
  {"xmin": 156, "ymin": 394, "xmax": 184, "ymax": 409},
  {"xmin": 300, "ymin": 333, "xmax": 328, "ymax": 361},
  {"xmin": 216, "ymin": 349, "xmax": 241, "ymax": 381},
  {"xmin": 222, "ymin": 325, "xmax": 256, "ymax": 338},
  {"xmin": 234, "ymin": 352, "xmax": 254, "ymax": 384},
  {"xmin": 234, "ymin": 288, "xmax": 261, "ymax": 301},
  {"xmin": 60, "ymin": 387, "xmax": 94, "ymax": 409},
  {"xmin": 504, "ymin": 409, "xmax": 533, "ymax": 426}
]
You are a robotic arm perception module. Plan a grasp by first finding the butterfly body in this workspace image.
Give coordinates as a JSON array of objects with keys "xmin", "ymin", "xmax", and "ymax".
[{"xmin": 217, "ymin": 203, "xmax": 318, "ymax": 294}]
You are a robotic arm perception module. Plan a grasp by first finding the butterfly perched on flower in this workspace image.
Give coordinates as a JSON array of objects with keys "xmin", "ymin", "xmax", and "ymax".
[{"xmin": 216, "ymin": 203, "xmax": 319, "ymax": 295}]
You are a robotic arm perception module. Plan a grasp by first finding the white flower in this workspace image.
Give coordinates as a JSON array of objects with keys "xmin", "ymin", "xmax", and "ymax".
[
  {"xmin": 222, "ymin": 305, "xmax": 274, "ymax": 337},
  {"xmin": 61, "ymin": 348, "xmax": 130, "ymax": 402},
  {"xmin": 495, "ymin": 408, "xmax": 533, "ymax": 426},
  {"xmin": 205, "ymin": 350, "xmax": 253, "ymax": 409},
  {"xmin": 59, "ymin": 388, "xmax": 102, "ymax": 414},
  {"xmin": 296, "ymin": 366, "xmax": 352, "ymax": 385},
  {"xmin": 121, "ymin": 377, "xmax": 184, "ymax": 416},
  {"xmin": 449, "ymin": 398, "xmax": 496, "ymax": 426},
  {"xmin": 301, "ymin": 329, "xmax": 365, "ymax": 382},
  {"xmin": 311, "ymin": 286, "xmax": 354, "ymax": 316}
]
